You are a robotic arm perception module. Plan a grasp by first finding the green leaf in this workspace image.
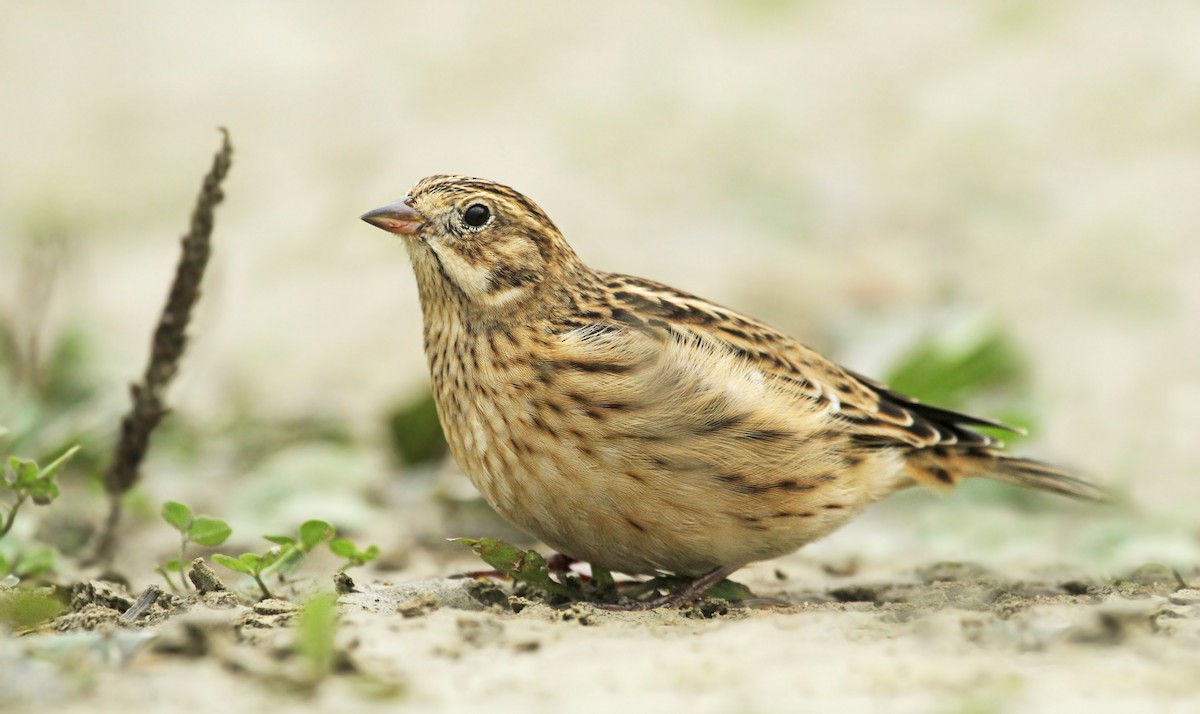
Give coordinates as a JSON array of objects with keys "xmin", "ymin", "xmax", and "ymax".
[
  {"xmin": 591, "ymin": 564, "xmax": 616, "ymax": 598},
  {"xmin": 637, "ymin": 576, "xmax": 755, "ymax": 603},
  {"xmin": 264, "ymin": 535, "xmax": 297, "ymax": 547},
  {"xmin": 238, "ymin": 552, "xmax": 264, "ymax": 571},
  {"xmin": 451, "ymin": 537, "xmax": 578, "ymax": 599},
  {"xmin": 212, "ymin": 553, "xmax": 254, "ymax": 575},
  {"xmin": 188, "ymin": 516, "xmax": 232, "ymax": 546},
  {"xmin": 298, "ymin": 520, "xmax": 334, "ymax": 552},
  {"xmin": 703, "ymin": 579, "xmax": 756, "ymax": 602},
  {"xmin": 27, "ymin": 477, "xmax": 60, "ymax": 506},
  {"xmin": 161, "ymin": 501, "xmax": 194, "ymax": 532},
  {"xmin": 329, "ymin": 539, "xmax": 379, "ymax": 567},
  {"xmin": 329, "ymin": 538, "xmax": 357, "ymax": 559},
  {"xmin": 36, "ymin": 445, "xmax": 79, "ymax": 483},
  {"xmin": 164, "ymin": 559, "xmax": 183, "ymax": 573},
  {"xmin": 9, "ymin": 458, "xmax": 39, "ymax": 489},
  {"xmin": 0, "ymin": 554, "xmax": 9, "ymax": 576},
  {"xmin": 258, "ymin": 546, "xmax": 287, "ymax": 571}
]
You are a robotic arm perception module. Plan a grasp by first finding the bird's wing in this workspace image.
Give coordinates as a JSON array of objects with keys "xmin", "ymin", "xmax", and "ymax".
[{"xmin": 595, "ymin": 273, "xmax": 1018, "ymax": 451}]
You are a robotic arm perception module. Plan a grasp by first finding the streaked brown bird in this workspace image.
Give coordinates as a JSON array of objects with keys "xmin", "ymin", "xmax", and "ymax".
[{"xmin": 362, "ymin": 175, "xmax": 1102, "ymax": 608}]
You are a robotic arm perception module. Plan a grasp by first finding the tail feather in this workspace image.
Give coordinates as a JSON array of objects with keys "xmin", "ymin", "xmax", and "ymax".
[
  {"xmin": 905, "ymin": 449, "xmax": 1108, "ymax": 502},
  {"xmin": 987, "ymin": 455, "xmax": 1108, "ymax": 502}
]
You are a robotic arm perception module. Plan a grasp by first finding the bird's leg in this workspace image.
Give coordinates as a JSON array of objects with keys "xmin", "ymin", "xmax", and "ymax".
[
  {"xmin": 601, "ymin": 565, "xmax": 740, "ymax": 611},
  {"xmin": 544, "ymin": 553, "xmax": 579, "ymax": 574}
]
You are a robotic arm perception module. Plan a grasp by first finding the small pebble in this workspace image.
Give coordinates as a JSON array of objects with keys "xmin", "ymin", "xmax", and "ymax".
[
  {"xmin": 1168, "ymin": 589, "xmax": 1200, "ymax": 606},
  {"xmin": 252, "ymin": 599, "xmax": 297, "ymax": 616}
]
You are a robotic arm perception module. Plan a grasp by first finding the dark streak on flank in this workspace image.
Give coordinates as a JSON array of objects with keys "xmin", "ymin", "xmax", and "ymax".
[
  {"xmin": 530, "ymin": 414, "xmax": 555, "ymax": 435},
  {"xmin": 743, "ymin": 428, "xmax": 791, "ymax": 442},
  {"xmin": 557, "ymin": 359, "xmax": 633, "ymax": 374},
  {"xmin": 698, "ymin": 413, "xmax": 747, "ymax": 433},
  {"xmin": 734, "ymin": 514, "xmax": 768, "ymax": 532},
  {"xmin": 621, "ymin": 431, "xmax": 668, "ymax": 442},
  {"xmin": 716, "ymin": 474, "xmax": 818, "ymax": 494}
]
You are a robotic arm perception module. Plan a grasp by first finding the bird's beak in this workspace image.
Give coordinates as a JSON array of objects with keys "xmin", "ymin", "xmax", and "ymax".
[{"xmin": 361, "ymin": 197, "xmax": 424, "ymax": 236}]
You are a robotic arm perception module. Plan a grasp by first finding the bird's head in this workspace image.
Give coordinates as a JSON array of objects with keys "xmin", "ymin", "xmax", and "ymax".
[{"xmin": 362, "ymin": 175, "xmax": 582, "ymax": 313}]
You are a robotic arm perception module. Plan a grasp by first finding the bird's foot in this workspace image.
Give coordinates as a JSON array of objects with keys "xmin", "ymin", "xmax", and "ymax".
[{"xmin": 598, "ymin": 565, "xmax": 738, "ymax": 611}]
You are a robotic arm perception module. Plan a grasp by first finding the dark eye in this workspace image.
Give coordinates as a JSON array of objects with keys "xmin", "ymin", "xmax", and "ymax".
[{"xmin": 463, "ymin": 203, "xmax": 490, "ymax": 229}]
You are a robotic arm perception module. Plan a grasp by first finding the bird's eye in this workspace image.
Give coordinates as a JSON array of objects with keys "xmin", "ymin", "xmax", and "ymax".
[{"xmin": 462, "ymin": 203, "xmax": 491, "ymax": 229}]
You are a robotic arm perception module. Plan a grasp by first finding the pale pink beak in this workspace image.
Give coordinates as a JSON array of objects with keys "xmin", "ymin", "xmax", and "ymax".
[{"xmin": 361, "ymin": 197, "xmax": 424, "ymax": 235}]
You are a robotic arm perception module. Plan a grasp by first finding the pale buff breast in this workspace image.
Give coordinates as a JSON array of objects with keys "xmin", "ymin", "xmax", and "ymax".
[{"xmin": 429, "ymin": 318, "xmax": 909, "ymax": 576}]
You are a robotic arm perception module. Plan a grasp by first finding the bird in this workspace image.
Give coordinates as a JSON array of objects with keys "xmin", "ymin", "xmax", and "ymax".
[{"xmin": 361, "ymin": 175, "xmax": 1103, "ymax": 608}]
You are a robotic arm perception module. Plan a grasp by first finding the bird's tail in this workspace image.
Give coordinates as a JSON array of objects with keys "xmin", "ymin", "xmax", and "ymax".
[{"xmin": 905, "ymin": 448, "xmax": 1107, "ymax": 502}]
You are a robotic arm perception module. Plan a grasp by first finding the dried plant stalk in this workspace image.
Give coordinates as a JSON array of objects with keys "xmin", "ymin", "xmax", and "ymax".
[{"xmin": 91, "ymin": 129, "xmax": 233, "ymax": 564}]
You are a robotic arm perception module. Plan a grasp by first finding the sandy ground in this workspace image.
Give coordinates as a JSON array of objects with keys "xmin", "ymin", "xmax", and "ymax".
[
  {"xmin": 2, "ymin": 2, "xmax": 1199, "ymax": 712},
  {"xmin": 5, "ymin": 553, "xmax": 1200, "ymax": 713}
]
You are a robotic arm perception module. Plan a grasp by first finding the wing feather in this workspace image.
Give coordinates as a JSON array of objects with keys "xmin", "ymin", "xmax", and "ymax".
[{"xmin": 598, "ymin": 273, "xmax": 1015, "ymax": 452}]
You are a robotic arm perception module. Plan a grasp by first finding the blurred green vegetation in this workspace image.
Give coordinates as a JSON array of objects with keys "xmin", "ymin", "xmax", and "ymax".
[
  {"xmin": 878, "ymin": 321, "xmax": 1089, "ymax": 510},
  {"xmin": 1, "ymin": 322, "xmax": 107, "ymax": 469},
  {"xmin": 0, "ymin": 588, "xmax": 65, "ymax": 632},
  {"xmin": 885, "ymin": 322, "xmax": 1036, "ymax": 446},
  {"xmin": 295, "ymin": 591, "xmax": 338, "ymax": 685},
  {"xmin": 885, "ymin": 326, "xmax": 1026, "ymax": 409},
  {"xmin": 386, "ymin": 391, "xmax": 447, "ymax": 468}
]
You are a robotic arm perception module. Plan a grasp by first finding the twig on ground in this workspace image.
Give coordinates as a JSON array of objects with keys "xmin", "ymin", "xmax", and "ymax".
[{"xmin": 90, "ymin": 129, "xmax": 233, "ymax": 565}]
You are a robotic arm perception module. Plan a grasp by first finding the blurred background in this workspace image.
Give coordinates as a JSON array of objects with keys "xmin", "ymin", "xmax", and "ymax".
[{"xmin": 1, "ymin": 1, "xmax": 1197, "ymax": 581}]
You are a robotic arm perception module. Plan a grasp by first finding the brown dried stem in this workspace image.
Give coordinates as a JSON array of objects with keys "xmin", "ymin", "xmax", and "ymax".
[{"xmin": 90, "ymin": 129, "xmax": 233, "ymax": 565}]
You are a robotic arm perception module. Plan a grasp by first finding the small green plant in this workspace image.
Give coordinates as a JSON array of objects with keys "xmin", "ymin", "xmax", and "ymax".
[
  {"xmin": 158, "ymin": 500, "xmax": 232, "ymax": 592},
  {"xmin": 329, "ymin": 538, "xmax": 380, "ymax": 571},
  {"xmin": 262, "ymin": 518, "xmax": 337, "ymax": 576},
  {"xmin": 1, "ymin": 427, "xmax": 77, "ymax": 584},
  {"xmin": 1, "ymin": 429, "xmax": 78, "ymax": 541},
  {"xmin": 452, "ymin": 537, "xmax": 580, "ymax": 600},
  {"xmin": 295, "ymin": 590, "xmax": 339, "ymax": 686},
  {"xmin": 212, "ymin": 546, "xmax": 287, "ymax": 600},
  {"xmin": 211, "ymin": 519, "xmax": 378, "ymax": 600}
]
